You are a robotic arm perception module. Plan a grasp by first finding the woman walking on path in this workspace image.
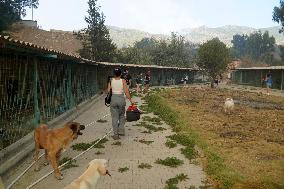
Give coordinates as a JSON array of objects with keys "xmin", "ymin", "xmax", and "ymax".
[{"xmin": 108, "ymin": 68, "xmax": 134, "ymax": 140}]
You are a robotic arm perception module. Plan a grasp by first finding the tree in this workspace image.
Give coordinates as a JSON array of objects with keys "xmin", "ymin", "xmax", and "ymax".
[
  {"xmin": 231, "ymin": 34, "xmax": 247, "ymax": 58},
  {"xmin": 76, "ymin": 0, "xmax": 116, "ymax": 61},
  {"xmin": 273, "ymin": 0, "xmax": 284, "ymax": 33},
  {"xmin": 0, "ymin": 0, "xmax": 39, "ymax": 32},
  {"xmin": 197, "ymin": 38, "xmax": 230, "ymax": 88}
]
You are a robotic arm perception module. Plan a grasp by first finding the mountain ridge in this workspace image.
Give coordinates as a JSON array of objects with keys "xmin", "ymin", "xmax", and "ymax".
[{"xmin": 107, "ymin": 25, "xmax": 284, "ymax": 48}]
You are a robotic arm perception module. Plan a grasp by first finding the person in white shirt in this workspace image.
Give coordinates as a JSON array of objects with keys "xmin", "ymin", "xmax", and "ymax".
[{"xmin": 107, "ymin": 68, "xmax": 134, "ymax": 140}]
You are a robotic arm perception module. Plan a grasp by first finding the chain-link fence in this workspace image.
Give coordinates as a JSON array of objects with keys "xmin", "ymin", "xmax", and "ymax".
[{"xmin": 0, "ymin": 49, "xmax": 195, "ymax": 151}]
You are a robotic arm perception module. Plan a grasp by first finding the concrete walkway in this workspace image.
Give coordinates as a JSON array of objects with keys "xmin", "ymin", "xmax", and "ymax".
[{"xmin": 4, "ymin": 95, "xmax": 206, "ymax": 189}]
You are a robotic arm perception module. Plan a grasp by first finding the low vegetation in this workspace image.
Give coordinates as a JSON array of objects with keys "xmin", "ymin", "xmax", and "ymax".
[
  {"xmin": 71, "ymin": 138, "xmax": 109, "ymax": 151},
  {"xmin": 112, "ymin": 141, "xmax": 122, "ymax": 146},
  {"xmin": 165, "ymin": 140, "xmax": 177, "ymax": 148},
  {"xmin": 134, "ymin": 139, "xmax": 154, "ymax": 145},
  {"xmin": 155, "ymin": 157, "xmax": 184, "ymax": 168},
  {"xmin": 118, "ymin": 167, "xmax": 129, "ymax": 173},
  {"xmin": 138, "ymin": 163, "xmax": 152, "ymax": 169},
  {"xmin": 59, "ymin": 157, "xmax": 78, "ymax": 170},
  {"xmin": 165, "ymin": 173, "xmax": 188, "ymax": 189}
]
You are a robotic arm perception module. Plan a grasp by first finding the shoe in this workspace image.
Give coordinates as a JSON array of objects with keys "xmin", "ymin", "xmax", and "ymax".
[{"xmin": 111, "ymin": 135, "xmax": 120, "ymax": 140}]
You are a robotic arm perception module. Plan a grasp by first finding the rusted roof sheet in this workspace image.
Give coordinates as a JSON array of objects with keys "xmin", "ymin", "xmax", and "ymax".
[
  {"xmin": 236, "ymin": 66, "xmax": 284, "ymax": 70},
  {"xmin": 0, "ymin": 35, "xmax": 196, "ymax": 70}
]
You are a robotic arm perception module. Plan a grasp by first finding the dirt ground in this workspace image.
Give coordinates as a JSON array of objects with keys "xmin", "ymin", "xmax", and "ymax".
[{"xmin": 160, "ymin": 85, "xmax": 284, "ymax": 188}]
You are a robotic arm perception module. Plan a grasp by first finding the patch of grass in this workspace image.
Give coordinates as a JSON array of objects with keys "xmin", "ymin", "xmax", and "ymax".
[
  {"xmin": 141, "ymin": 130, "xmax": 152, "ymax": 134},
  {"xmin": 143, "ymin": 116, "xmax": 163, "ymax": 125},
  {"xmin": 135, "ymin": 139, "xmax": 154, "ymax": 145},
  {"xmin": 118, "ymin": 167, "xmax": 129, "ymax": 173},
  {"xmin": 71, "ymin": 138, "xmax": 108, "ymax": 151},
  {"xmin": 139, "ymin": 104, "xmax": 151, "ymax": 114},
  {"xmin": 133, "ymin": 121, "xmax": 149, "ymax": 127},
  {"xmin": 112, "ymin": 141, "xmax": 122, "ymax": 146},
  {"xmin": 59, "ymin": 157, "xmax": 78, "ymax": 170},
  {"xmin": 165, "ymin": 140, "xmax": 177, "ymax": 148},
  {"xmin": 167, "ymin": 134, "xmax": 195, "ymax": 147},
  {"xmin": 144, "ymin": 124, "xmax": 166, "ymax": 132},
  {"xmin": 97, "ymin": 119, "xmax": 108, "ymax": 123},
  {"xmin": 138, "ymin": 163, "xmax": 152, "ymax": 169},
  {"xmin": 95, "ymin": 151, "xmax": 104, "ymax": 155},
  {"xmin": 181, "ymin": 146, "xmax": 197, "ymax": 160},
  {"xmin": 166, "ymin": 173, "xmax": 188, "ymax": 185},
  {"xmin": 155, "ymin": 157, "xmax": 184, "ymax": 167}
]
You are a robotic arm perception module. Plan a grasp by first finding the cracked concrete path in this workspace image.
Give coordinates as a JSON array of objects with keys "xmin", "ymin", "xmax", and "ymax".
[{"xmin": 4, "ymin": 95, "xmax": 206, "ymax": 189}]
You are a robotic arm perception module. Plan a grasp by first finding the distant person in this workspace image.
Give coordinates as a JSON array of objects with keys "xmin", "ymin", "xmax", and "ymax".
[
  {"xmin": 135, "ymin": 72, "xmax": 143, "ymax": 95},
  {"xmin": 121, "ymin": 69, "xmax": 132, "ymax": 88},
  {"xmin": 144, "ymin": 70, "xmax": 151, "ymax": 93},
  {"xmin": 184, "ymin": 75, "xmax": 189, "ymax": 86},
  {"xmin": 265, "ymin": 72, "xmax": 273, "ymax": 95}
]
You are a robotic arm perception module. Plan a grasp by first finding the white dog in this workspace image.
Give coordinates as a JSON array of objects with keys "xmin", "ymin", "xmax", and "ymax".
[
  {"xmin": 63, "ymin": 159, "xmax": 111, "ymax": 189},
  {"xmin": 224, "ymin": 98, "xmax": 234, "ymax": 114}
]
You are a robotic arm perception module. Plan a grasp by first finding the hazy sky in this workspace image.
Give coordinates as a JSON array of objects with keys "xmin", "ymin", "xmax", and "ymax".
[{"xmin": 24, "ymin": 0, "xmax": 280, "ymax": 34}]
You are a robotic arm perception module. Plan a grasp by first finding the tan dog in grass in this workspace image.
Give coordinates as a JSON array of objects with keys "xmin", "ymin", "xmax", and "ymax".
[
  {"xmin": 34, "ymin": 122, "xmax": 85, "ymax": 180},
  {"xmin": 224, "ymin": 98, "xmax": 234, "ymax": 114},
  {"xmin": 63, "ymin": 159, "xmax": 111, "ymax": 189}
]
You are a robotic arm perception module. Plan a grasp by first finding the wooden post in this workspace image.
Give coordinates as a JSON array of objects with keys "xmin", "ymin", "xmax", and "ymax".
[
  {"xmin": 33, "ymin": 56, "xmax": 40, "ymax": 127},
  {"xmin": 281, "ymin": 70, "xmax": 284, "ymax": 90}
]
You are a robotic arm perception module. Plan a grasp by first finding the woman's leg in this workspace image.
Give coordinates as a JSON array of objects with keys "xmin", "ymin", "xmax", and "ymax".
[
  {"xmin": 110, "ymin": 104, "xmax": 119, "ymax": 138},
  {"xmin": 118, "ymin": 104, "xmax": 126, "ymax": 135}
]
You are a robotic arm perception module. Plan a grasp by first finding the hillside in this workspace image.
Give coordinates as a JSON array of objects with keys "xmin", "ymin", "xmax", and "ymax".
[
  {"xmin": 6, "ymin": 25, "xmax": 284, "ymax": 55},
  {"xmin": 108, "ymin": 25, "xmax": 284, "ymax": 47}
]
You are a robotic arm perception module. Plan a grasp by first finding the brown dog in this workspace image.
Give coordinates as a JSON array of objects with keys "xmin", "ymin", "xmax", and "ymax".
[{"xmin": 34, "ymin": 122, "xmax": 85, "ymax": 179}]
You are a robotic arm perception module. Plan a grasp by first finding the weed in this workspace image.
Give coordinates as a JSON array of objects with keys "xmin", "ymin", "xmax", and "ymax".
[
  {"xmin": 71, "ymin": 138, "xmax": 108, "ymax": 151},
  {"xmin": 118, "ymin": 167, "xmax": 129, "ymax": 173},
  {"xmin": 97, "ymin": 119, "xmax": 108, "ymax": 123},
  {"xmin": 155, "ymin": 157, "xmax": 184, "ymax": 167},
  {"xmin": 95, "ymin": 151, "xmax": 104, "ymax": 155},
  {"xmin": 138, "ymin": 163, "xmax": 152, "ymax": 169},
  {"xmin": 141, "ymin": 130, "xmax": 152, "ymax": 134},
  {"xmin": 165, "ymin": 140, "xmax": 177, "ymax": 148},
  {"xmin": 167, "ymin": 134, "xmax": 195, "ymax": 147},
  {"xmin": 135, "ymin": 139, "xmax": 154, "ymax": 145},
  {"xmin": 166, "ymin": 173, "xmax": 188, "ymax": 185},
  {"xmin": 112, "ymin": 141, "xmax": 122, "ymax": 146},
  {"xmin": 59, "ymin": 157, "xmax": 78, "ymax": 170},
  {"xmin": 181, "ymin": 146, "xmax": 197, "ymax": 160},
  {"xmin": 144, "ymin": 124, "xmax": 166, "ymax": 132}
]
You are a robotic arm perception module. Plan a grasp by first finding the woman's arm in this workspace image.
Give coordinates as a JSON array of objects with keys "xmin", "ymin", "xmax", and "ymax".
[
  {"xmin": 107, "ymin": 81, "xmax": 111, "ymax": 92},
  {"xmin": 123, "ymin": 79, "xmax": 134, "ymax": 104}
]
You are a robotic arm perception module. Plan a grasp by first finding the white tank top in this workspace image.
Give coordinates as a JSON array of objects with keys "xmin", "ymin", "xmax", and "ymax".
[{"xmin": 111, "ymin": 78, "xmax": 124, "ymax": 94}]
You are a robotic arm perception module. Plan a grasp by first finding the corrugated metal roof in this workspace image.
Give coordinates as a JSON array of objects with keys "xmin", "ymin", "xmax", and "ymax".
[
  {"xmin": 236, "ymin": 66, "xmax": 284, "ymax": 70},
  {"xmin": 0, "ymin": 35, "xmax": 195, "ymax": 70},
  {"xmin": 0, "ymin": 35, "xmax": 81, "ymax": 59}
]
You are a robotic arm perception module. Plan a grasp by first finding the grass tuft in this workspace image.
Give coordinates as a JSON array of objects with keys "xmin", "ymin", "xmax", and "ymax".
[
  {"xmin": 71, "ymin": 138, "xmax": 108, "ymax": 151},
  {"xmin": 112, "ymin": 141, "xmax": 122, "ymax": 146},
  {"xmin": 59, "ymin": 157, "xmax": 78, "ymax": 170},
  {"xmin": 118, "ymin": 167, "xmax": 129, "ymax": 173},
  {"xmin": 135, "ymin": 139, "xmax": 154, "ymax": 145},
  {"xmin": 165, "ymin": 140, "xmax": 177, "ymax": 148},
  {"xmin": 97, "ymin": 119, "xmax": 108, "ymax": 123},
  {"xmin": 165, "ymin": 173, "xmax": 188, "ymax": 189},
  {"xmin": 138, "ymin": 163, "xmax": 152, "ymax": 169},
  {"xmin": 155, "ymin": 157, "xmax": 184, "ymax": 167}
]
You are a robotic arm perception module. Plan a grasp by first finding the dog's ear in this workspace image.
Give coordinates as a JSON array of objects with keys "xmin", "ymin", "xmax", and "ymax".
[{"xmin": 68, "ymin": 123, "xmax": 78, "ymax": 133}]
